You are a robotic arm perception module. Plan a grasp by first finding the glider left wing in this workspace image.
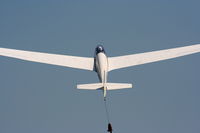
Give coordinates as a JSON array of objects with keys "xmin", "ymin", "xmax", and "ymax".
[
  {"xmin": 108, "ymin": 44, "xmax": 200, "ymax": 71},
  {"xmin": 0, "ymin": 48, "xmax": 94, "ymax": 71}
]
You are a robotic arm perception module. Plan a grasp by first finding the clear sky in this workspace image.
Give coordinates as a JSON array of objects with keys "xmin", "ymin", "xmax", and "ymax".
[{"xmin": 0, "ymin": 0, "xmax": 200, "ymax": 133}]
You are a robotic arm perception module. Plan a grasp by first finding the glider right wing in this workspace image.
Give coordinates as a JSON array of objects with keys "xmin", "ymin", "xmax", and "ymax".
[
  {"xmin": 108, "ymin": 44, "xmax": 200, "ymax": 71},
  {"xmin": 0, "ymin": 48, "xmax": 94, "ymax": 71}
]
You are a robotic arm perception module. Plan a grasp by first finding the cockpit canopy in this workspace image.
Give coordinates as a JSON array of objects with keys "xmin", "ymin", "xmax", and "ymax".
[{"xmin": 95, "ymin": 45, "xmax": 105, "ymax": 54}]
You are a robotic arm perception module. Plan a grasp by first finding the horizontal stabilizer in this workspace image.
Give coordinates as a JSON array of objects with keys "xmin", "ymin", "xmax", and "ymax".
[
  {"xmin": 77, "ymin": 83, "xmax": 132, "ymax": 90},
  {"xmin": 77, "ymin": 83, "xmax": 103, "ymax": 90},
  {"xmin": 106, "ymin": 83, "xmax": 132, "ymax": 90}
]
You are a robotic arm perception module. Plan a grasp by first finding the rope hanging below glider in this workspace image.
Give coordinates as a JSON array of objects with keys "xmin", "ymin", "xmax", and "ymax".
[
  {"xmin": 104, "ymin": 99, "xmax": 113, "ymax": 133},
  {"xmin": 104, "ymin": 99, "xmax": 110, "ymax": 123}
]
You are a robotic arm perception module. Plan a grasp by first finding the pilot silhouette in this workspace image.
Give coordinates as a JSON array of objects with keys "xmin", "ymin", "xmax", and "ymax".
[{"xmin": 107, "ymin": 123, "xmax": 113, "ymax": 133}]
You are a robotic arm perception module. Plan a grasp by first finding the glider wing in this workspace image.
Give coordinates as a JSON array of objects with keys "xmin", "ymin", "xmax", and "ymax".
[
  {"xmin": 0, "ymin": 48, "xmax": 94, "ymax": 71},
  {"xmin": 108, "ymin": 44, "xmax": 200, "ymax": 71}
]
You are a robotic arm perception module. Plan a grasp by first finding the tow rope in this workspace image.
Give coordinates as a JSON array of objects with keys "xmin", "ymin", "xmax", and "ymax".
[
  {"xmin": 104, "ymin": 98, "xmax": 113, "ymax": 133},
  {"xmin": 104, "ymin": 98, "xmax": 110, "ymax": 123}
]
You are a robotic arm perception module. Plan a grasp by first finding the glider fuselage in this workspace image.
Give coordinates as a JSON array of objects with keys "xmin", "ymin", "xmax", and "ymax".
[
  {"xmin": 95, "ymin": 52, "xmax": 108, "ymax": 83},
  {"xmin": 95, "ymin": 45, "xmax": 108, "ymax": 96}
]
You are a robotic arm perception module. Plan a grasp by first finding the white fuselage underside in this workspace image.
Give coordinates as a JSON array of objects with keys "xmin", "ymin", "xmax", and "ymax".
[{"xmin": 95, "ymin": 52, "xmax": 108, "ymax": 85}]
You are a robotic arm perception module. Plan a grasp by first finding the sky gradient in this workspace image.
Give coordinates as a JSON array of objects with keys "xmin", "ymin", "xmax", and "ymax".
[{"xmin": 0, "ymin": 0, "xmax": 200, "ymax": 133}]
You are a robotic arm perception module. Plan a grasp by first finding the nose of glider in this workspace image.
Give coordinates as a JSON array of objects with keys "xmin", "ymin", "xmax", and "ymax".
[{"xmin": 95, "ymin": 45, "xmax": 105, "ymax": 54}]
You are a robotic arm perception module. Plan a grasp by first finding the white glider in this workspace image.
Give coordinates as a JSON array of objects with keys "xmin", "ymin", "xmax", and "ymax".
[{"xmin": 1, "ymin": 44, "xmax": 200, "ymax": 98}]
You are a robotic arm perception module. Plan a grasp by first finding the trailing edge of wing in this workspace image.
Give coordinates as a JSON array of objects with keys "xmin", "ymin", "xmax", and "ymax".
[
  {"xmin": 108, "ymin": 44, "xmax": 200, "ymax": 71},
  {"xmin": 0, "ymin": 48, "xmax": 94, "ymax": 71}
]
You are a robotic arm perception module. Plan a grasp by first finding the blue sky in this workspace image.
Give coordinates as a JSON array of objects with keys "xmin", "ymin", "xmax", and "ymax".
[{"xmin": 0, "ymin": 0, "xmax": 200, "ymax": 133}]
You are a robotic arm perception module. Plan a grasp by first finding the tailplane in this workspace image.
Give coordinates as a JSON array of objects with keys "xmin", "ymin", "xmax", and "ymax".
[
  {"xmin": 77, "ymin": 83, "xmax": 103, "ymax": 90},
  {"xmin": 77, "ymin": 83, "xmax": 132, "ymax": 90},
  {"xmin": 106, "ymin": 83, "xmax": 132, "ymax": 90}
]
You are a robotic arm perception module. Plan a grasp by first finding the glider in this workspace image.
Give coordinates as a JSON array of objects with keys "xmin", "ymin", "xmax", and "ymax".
[{"xmin": 1, "ymin": 44, "xmax": 200, "ymax": 98}]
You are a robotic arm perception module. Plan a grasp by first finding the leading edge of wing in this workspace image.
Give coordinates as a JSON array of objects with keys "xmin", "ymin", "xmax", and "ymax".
[
  {"xmin": 0, "ymin": 48, "xmax": 94, "ymax": 71},
  {"xmin": 108, "ymin": 44, "xmax": 200, "ymax": 71}
]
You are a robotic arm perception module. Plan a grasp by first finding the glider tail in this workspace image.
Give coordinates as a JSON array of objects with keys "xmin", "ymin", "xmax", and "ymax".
[
  {"xmin": 106, "ymin": 83, "xmax": 132, "ymax": 90},
  {"xmin": 77, "ymin": 83, "xmax": 132, "ymax": 90},
  {"xmin": 77, "ymin": 83, "xmax": 132, "ymax": 99},
  {"xmin": 77, "ymin": 83, "xmax": 103, "ymax": 90}
]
